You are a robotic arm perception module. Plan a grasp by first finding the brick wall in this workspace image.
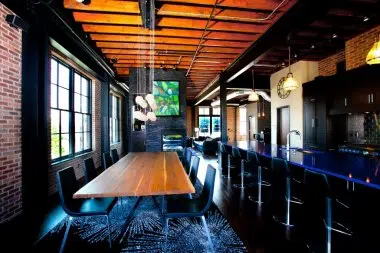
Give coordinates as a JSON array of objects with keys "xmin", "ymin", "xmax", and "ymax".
[
  {"xmin": 319, "ymin": 50, "xmax": 345, "ymax": 76},
  {"xmin": 346, "ymin": 25, "xmax": 380, "ymax": 70},
  {"xmin": 0, "ymin": 3, "xmax": 23, "ymax": 223},
  {"xmin": 48, "ymin": 55, "xmax": 102, "ymax": 195},
  {"xmin": 319, "ymin": 25, "xmax": 380, "ymax": 76}
]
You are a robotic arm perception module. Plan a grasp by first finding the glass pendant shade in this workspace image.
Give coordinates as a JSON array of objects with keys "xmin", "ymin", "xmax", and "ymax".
[
  {"xmin": 366, "ymin": 39, "xmax": 380, "ymax": 65},
  {"xmin": 145, "ymin": 94, "xmax": 158, "ymax": 111},
  {"xmin": 135, "ymin": 96, "xmax": 148, "ymax": 108},
  {"xmin": 147, "ymin": 111, "xmax": 157, "ymax": 121},
  {"xmin": 283, "ymin": 72, "xmax": 299, "ymax": 91},
  {"xmin": 248, "ymin": 91, "xmax": 259, "ymax": 102},
  {"xmin": 133, "ymin": 111, "xmax": 148, "ymax": 121}
]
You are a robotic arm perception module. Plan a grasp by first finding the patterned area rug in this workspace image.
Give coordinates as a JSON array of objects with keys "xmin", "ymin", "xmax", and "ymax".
[{"xmin": 34, "ymin": 182, "xmax": 246, "ymax": 253}]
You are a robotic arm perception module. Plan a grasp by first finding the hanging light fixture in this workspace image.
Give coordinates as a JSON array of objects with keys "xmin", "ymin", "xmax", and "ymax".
[
  {"xmin": 147, "ymin": 111, "xmax": 157, "ymax": 121},
  {"xmin": 145, "ymin": 94, "xmax": 158, "ymax": 111},
  {"xmin": 283, "ymin": 45, "xmax": 299, "ymax": 91},
  {"xmin": 135, "ymin": 95, "xmax": 148, "ymax": 108},
  {"xmin": 258, "ymin": 98, "xmax": 261, "ymax": 118},
  {"xmin": 248, "ymin": 69, "xmax": 259, "ymax": 102},
  {"xmin": 261, "ymin": 99, "xmax": 265, "ymax": 117},
  {"xmin": 366, "ymin": 34, "xmax": 380, "ymax": 65}
]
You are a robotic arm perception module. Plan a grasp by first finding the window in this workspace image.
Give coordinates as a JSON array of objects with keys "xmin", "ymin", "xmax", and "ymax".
[
  {"xmin": 239, "ymin": 107, "xmax": 247, "ymax": 136},
  {"xmin": 110, "ymin": 95, "xmax": 120, "ymax": 144},
  {"xmin": 50, "ymin": 57, "xmax": 92, "ymax": 162},
  {"xmin": 198, "ymin": 107, "xmax": 220, "ymax": 137}
]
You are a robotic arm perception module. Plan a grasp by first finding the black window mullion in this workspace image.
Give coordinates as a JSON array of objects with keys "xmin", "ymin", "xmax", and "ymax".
[{"xmin": 69, "ymin": 67, "xmax": 75, "ymax": 157}]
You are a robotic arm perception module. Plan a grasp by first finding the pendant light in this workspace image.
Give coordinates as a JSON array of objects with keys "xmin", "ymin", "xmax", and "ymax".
[
  {"xmin": 258, "ymin": 98, "xmax": 261, "ymax": 118},
  {"xmin": 366, "ymin": 34, "xmax": 380, "ymax": 65},
  {"xmin": 261, "ymin": 99, "xmax": 265, "ymax": 117},
  {"xmin": 283, "ymin": 45, "xmax": 299, "ymax": 91},
  {"xmin": 248, "ymin": 70, "xmax": 259, "ymax": 102}
]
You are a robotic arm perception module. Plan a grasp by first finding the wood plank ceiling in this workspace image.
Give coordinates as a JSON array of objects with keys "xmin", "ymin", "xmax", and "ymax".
[
  {"xmin": 63, "ymin": 0, "xmax": 296, "ymax": 99},
  {"xmin": 252, "ymin": 0, "xmax": 380, "ymax": 75}
]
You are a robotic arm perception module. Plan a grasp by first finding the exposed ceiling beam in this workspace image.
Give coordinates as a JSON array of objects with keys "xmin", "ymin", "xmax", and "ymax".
[
  {"xmin": 90, "ymin": 34, "xmax": 251, "ymax": 48},
  {"xmin": 73, "ymin": 12, "xmax": 269, "ymax": 33},
  {"xmin": 156, "ymin": 0, "xmax": 289, "ymax": 11},
  {"xmin": 82, "ymin": 25, "xmax": 259, "ymax": 41}
]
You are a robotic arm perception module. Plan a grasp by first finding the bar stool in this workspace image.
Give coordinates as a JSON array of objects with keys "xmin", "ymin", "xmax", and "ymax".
[
  {"xmin": 218, "ymin": 142, "xmax": 228, "ymax": 172},
  {"xmin": 221, "ymin": 144, "xmax": 236, "ymax": 179},
  {"xmin": 303, "ymin": 169, "xmax": 352, "ymax": 253},
  {"xmin": 271, "ymin": 158, "xmax": 303, "ymax": 227},
  {"xmin": 233, "ymin": 148, "xmax": 255, "ymax": 189},
  {"xmin": 247, "ymin": 151, "xmax": 266, "ymax": 204}
]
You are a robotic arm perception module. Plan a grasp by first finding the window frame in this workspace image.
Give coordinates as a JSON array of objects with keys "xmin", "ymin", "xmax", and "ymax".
[
  {"xmin": 109, "ymin": 94, "xmax": 121, "ymax": 145},
  {"xmin": 197, "ymin": 107, "xmax": 221, "ymax": 137},
  {"xmin": 50, "ymin": 56, "xmax": 93, "ymax": 163}
]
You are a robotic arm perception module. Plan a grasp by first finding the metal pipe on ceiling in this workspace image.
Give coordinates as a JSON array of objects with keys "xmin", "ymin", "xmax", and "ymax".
[{"xmin": 186, "ymin": 0, "xmax": 219, "ymax": 77}]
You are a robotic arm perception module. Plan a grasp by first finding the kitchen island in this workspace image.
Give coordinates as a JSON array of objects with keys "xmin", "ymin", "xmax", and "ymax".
[{"xmin": 223, "ymin": 141, "xmax": 380, "ymax": 189}]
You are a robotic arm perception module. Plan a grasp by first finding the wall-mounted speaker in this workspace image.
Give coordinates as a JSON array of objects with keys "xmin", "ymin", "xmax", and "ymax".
[{"xmin": 5, "ymin": 15, "xmax": 30, "ymax": 32}]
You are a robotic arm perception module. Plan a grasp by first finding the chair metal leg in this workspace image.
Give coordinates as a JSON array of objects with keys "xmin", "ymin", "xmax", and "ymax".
[
  {"xmin": 163, "ymin": 218, "xmax": 169, "ymax": 252},
  {"xmin": 249, "ymin": 166, "xmax": 263, "ymax": 204},
  {"xmin": 201, "ymin": 216, "xmax": 214, "ymax": 253},
  {"xmin": 273, "ymin": 177, "xmax": 294, "ymax": 227},
  {"xmin": 106, "ymin": 215, "xmax": 112, "ymax": 248},
  {"xmin": 59, "ymin": 217, "xmax": 73, "ymax": 253},
  {"xmin": 222, "ymin": 154, "xmax": 232, "ymax": 179}
]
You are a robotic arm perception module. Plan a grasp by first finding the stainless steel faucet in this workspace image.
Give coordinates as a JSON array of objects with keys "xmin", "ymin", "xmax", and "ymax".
[{"xmin": 286, "ymin": 130, "xmax": 301, "ymax": 151}]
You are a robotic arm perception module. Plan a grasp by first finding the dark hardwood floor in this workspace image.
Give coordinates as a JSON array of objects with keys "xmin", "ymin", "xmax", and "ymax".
[{"xmin": 3, "ymin": 152, "xmax": 380, "ymax": 252}]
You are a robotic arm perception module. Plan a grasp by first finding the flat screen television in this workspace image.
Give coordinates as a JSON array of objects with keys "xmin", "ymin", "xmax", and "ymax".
[{"xmin": 153, "ymin": 80, "xmax": 180, "ymax": 116}]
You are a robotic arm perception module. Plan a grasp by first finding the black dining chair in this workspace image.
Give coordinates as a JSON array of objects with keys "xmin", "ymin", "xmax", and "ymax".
[
  {"xmin": 163, "ymin": 164, "xmax": 216, "ymax": 252},
  {"xmin": 181, "ymin": 147, "xmax": 188, "ymax": 166},
  {"xmin": 189, "ymin": 155, "xmax": 200, "ymax": 187},
  {"xmin": 102, "ymin": 151, "xmax": 113, "ymax": 170},
  {"xmin": 83, "ymin": 157, "xmax": 98, "ymax": 184},
  {"xmin": 185, "ymin": 148, "xmax": 194, "ymax": 174},
  {"xmin": 271, "ymin": 157, "xmax": 303, "ymax": 227},
  {"xmin": 303, "ymin": 169, "xmax": 352, "ymax": 252},
  {"xmin": 56, "ymin": 167, "xmax": 117, "ymax": 253},
  {"xmin": 111, "ymin": 148, "xmax": 119, "ymax": 163}
]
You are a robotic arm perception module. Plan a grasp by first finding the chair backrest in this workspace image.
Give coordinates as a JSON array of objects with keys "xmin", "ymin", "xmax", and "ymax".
[
  {"xmin": 198, "ymin": 164, "xmax": 216, "ymax": 214},
  {"xmin": 83, "ymin": 157, "xmax": 97, "ymax": 184},
  {"xmin": 103, "ymin": 152, "xmax": 113, "ymax": 170},
  {"xmin": 303, "ymin": 169, "xmax": 332, "ymax": 222},
  {"xmin": 182, "ymin": 147, "xmax": 187, "ymax": 161},
  {"xmin": 56, "ymin": 167, "xmax": 79, "ymax": 216},
  {"xmin": 111, "ymin": 149, "xmax": 119, "ymax": 163},
  {"xmin": 232, "ymin": 147, "xmax": 241, "ymax": 158},
  {"xmin": 189, "ymin": 155, "xmax": 200, "ymax": 186},
  {"xmin": 186, "ymin": 148, "xmax": 193, "ymax": 169},
  {"xmin": 246, "ymin": 151, "xmax": 260, "ymax": 170},
  {"xmin": 271, "ymin": 157, "xmax": 290, "ymax": 197},
  {"xmin": 219, "ymin": 142, "xmax": 228, "ymax": 154}
]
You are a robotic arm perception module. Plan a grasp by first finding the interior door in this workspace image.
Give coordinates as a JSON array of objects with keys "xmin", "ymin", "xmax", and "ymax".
[{"xmin": 277, "ymin": 106, "xmax": 290, "ymax": 146}]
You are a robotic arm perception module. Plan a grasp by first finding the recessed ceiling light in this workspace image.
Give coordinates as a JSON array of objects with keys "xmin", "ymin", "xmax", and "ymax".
[
  {"xmin": 310, "ymin": 44, "xmax": 315, "ymax": 49},
  {"xmin": 332, "ymin": 33, "xmax": 338, "ymax": 39},
  {"xmin": 76, "ymin": 0, "xmax": 84, "ymax": 2},
  {"xmin": 363, "ymin": 16, "xmax": 369, "ymax": 22}
]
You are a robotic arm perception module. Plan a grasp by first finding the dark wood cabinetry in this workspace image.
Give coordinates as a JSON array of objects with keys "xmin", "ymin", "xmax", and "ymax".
[
  {"xmin": 303, "ymin": 79, "xmax": 327, "ymax": 150},
  {"xmin": 303, "ymin": 65, "xmax": 380, "ymax": 150}
]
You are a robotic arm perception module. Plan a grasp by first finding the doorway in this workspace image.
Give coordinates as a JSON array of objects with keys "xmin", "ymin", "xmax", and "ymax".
[{"xmin": 277, "ymin": 106, "xmax": 290, "ymax": 146}]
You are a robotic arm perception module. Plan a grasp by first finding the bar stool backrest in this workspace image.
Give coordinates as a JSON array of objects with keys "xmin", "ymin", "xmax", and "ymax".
[
  {"xmin": 232, "ymin": 147, "xmax": 241, "ymax": 158},
  {"xmin": 271, "ymin": 158, "xmax": 290, "ymax": 198}
]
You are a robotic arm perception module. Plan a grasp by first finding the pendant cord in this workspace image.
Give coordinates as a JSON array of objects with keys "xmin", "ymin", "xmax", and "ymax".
[{"xmin": 288, "ymin": 45, "xmax": 291, "ymax": 74}]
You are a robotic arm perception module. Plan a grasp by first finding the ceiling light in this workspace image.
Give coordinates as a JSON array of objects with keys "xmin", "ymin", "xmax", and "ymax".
[
  {"xmin": 248, "ymin": 70, "xmax": 259, "ymax": 102},
  {"xmin": 283, "ymin": 45, "xmax": 299, "ymax": 91},
  {"xmin": 366, "ymin": 35, "xmax": 380, "ymax": 65},
  {"xmin": 332, "ymin": 33, "xmax": 338, "ymax": 39},
  {"xmin": 363, "ymin": 16, "xmax": 369, "ymax": 22},
  {"xmin": 76, "ymin": 0, "xmax": 84, "ymax": 2},
  {"xmin": 211, "ymin": 100, "xmax": 220, "ymax": 107}
]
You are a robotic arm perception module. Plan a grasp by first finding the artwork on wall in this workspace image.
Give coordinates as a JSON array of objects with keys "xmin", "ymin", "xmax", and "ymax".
[{"xmin": 153, "ymin": 80, "xmax": 180, "ymax": 116}]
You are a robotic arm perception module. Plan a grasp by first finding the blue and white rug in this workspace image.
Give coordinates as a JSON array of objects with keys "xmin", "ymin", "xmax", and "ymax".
[{"xmin": 38, "ymin": 183, "xmax": 246, "ymax": 252}]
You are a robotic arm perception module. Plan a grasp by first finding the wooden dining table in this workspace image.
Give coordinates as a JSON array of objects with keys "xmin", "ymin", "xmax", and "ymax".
[{"xmin": 73, "ymin": 152, "xmax": 195, "ymax": 217}]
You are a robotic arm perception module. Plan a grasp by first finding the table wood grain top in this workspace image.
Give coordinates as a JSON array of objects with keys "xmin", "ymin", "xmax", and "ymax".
[{"xmin": 73, "ymin": 152, "xmax": 195, "ymax": 199}]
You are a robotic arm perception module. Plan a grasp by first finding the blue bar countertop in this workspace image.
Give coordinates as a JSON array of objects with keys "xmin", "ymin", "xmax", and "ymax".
[{"xmin": 226, "ymin": 141, "xmax": 380, "ymax": 190}]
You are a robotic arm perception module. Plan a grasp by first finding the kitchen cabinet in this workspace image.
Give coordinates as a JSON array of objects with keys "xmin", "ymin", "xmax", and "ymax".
[{"xmin": 303, "ymin": 79, "xmax": 327, "ymax": 150}]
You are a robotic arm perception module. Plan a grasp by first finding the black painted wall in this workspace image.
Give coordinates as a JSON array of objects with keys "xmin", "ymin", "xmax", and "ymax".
[{"xmin": 129, "ymin": 68, "xmax": 187, "ymax": 152}]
